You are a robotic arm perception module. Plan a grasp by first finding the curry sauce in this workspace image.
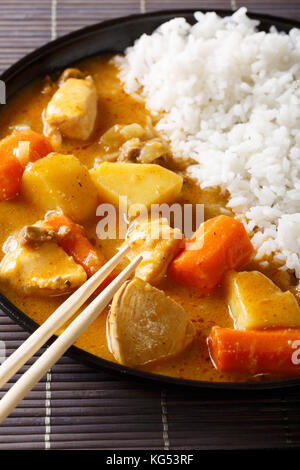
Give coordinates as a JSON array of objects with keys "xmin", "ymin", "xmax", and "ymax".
[{"xmin": 0, "ymin": 56, "xmax": 296, "ymax": 383}]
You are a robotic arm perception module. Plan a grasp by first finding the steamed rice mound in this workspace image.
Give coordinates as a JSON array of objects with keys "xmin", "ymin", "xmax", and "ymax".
[{"xmin": 115, "ymin": 8, "xmax": 300, "ymax": 278}]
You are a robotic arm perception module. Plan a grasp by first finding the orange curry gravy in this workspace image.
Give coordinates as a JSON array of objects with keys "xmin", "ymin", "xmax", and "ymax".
[{"xmin": 0, "ymin": 56, "xmax": 290, "ymax": 383}]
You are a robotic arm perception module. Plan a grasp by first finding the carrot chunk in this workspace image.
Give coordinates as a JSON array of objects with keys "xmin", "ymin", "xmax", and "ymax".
[
  {"xmin": 46, "ymin": 212, "xmax": 108, "ymax": 279},
  {"xmin": 168, "ymin": 215, "xmax": 254, "ymax": 293},
  {"xmin": 208, "ymin": 326, "xmax": 300, "ymax": 376},
  {"xmin": 0, "ymin": 153, "xmax": 23, "ymax": 200},
  {"xmin": 0, "ymin": 129, "xmax": 53, "ymax": 200},
  {"xmin": 0, "ymin": 129, "xmax": 53, "ymax": 165},
  {"xmin": 15, "ymin": 129, "xmax": 53, "ymax": 162}
]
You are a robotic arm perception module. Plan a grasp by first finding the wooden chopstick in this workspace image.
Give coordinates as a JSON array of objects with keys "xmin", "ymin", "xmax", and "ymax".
[
  {"xmin": 0, "ymin": 244, "xmax": 130, "ymax": 389},
  {"xmin": 0, "ymin": 252, "xmax": 142, "ymax": 424}
]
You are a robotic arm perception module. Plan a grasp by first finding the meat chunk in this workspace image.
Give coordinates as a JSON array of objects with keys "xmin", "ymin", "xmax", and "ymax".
[
  {"xmin": 0, "ymin": 234, "xmax": 86, "ymax": 295},
  {"xmin": 107, "ymin": 278, "xmax": 195, "ymax": 366},
  {"xmin": 118, "ymin": 138, "xmax": 170, "ymax": 164},
  {"xmin": 58, "ymin": 68, "xmax": 85, "ymax": 86},
  {"xmin": 17, "ymin": 220, "xmax": 72, "ymax": 248},
  {"xmin": 43, "ymin": 76, "xmax": 98, "ymax": 147},
  {"xmin": 98, "ymin": 123, "xmax": 171, "ymax": 164},
  {"xmin": 124, "ymin": 218, "xmax": 184, "ymax": 284},
  {"xmin": 18, "ymin": 222, "xmax": 60, "ymax": 247},
  {"xmin": 118, "ymin": 138, "xmax": 142, "ymax": 162}
]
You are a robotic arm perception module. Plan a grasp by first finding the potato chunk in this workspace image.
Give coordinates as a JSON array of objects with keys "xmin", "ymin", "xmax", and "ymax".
[
  {"xmin": 89, "ymin": 162, "xmax": 183, "ymax": 209},
  {"xmin": 43, "ymin": 77, "xmax": 98, "ymax": 147},
  {"xmin": 124, "ymin": 217, "xmax": 184, "ymax": 284},
  {"xmin": 22, "ymin": 153, "xmax": 98, "ymax": 223},
  {"xmin": 225, "ymin": 270, "xmax": 300, "ymax": 330},
  {"xmin": 107, "ymin": 278, "xmax": 195, "ymax": 366},
  {"xmin": 0, "ymin": 239, "xmax": 87, "ymax": 295}
]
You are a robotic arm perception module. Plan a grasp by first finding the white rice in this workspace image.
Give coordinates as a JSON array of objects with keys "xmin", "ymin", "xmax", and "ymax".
[{"xmin": 115, "ymin": 8, "xmax": 300, "ymax": 278}]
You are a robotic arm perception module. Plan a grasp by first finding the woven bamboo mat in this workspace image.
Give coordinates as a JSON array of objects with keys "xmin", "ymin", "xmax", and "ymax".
[{"xmin": 1, "ymin": 0, "xmax": 300, "ymax": 451}]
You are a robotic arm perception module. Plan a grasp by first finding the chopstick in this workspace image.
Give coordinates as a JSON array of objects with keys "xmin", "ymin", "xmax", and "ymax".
[
  {"xmin": 0, "ymin": 244, "xmax": 130, "ymax": 389},
  {"xmin": 0, "ymin": 248, "xmax": 141, "ymax": 424}
]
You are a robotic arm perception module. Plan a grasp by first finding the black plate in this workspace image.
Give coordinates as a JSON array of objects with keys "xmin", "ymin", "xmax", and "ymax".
[{"xmin": 1, "ymin": 9, "xmax": 300, "ymax": 390}]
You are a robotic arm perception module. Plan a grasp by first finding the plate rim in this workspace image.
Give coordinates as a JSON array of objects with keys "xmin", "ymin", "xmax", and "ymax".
[{"xmin": 1, "ymin": 8, "xmax": 300, "ymax": 390}]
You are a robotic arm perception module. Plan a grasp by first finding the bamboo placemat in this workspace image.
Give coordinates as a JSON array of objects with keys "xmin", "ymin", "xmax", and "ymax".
[{"xmin": 1, "ymin": 0, "xmax": 300, "ymax": 451}]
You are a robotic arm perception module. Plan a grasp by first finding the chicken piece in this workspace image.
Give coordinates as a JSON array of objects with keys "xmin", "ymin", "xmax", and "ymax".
[
  {"xmin": 0, "ymin": 234, "xmax": 86, "ymax": 295},
  {"xmin": 107, "ymin": 278, "xmax": 195, "ymax": 366},
  {"xmin": 43, "ymin": 76, "xmax": 98, "ymax": 147},
  {"xmin": 124, "ymin": 218, "xmax": 184, "ymax": 284},
  {"xmin": 225, "ymin": 270, "xmax": 300, "ymax": 330}
]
